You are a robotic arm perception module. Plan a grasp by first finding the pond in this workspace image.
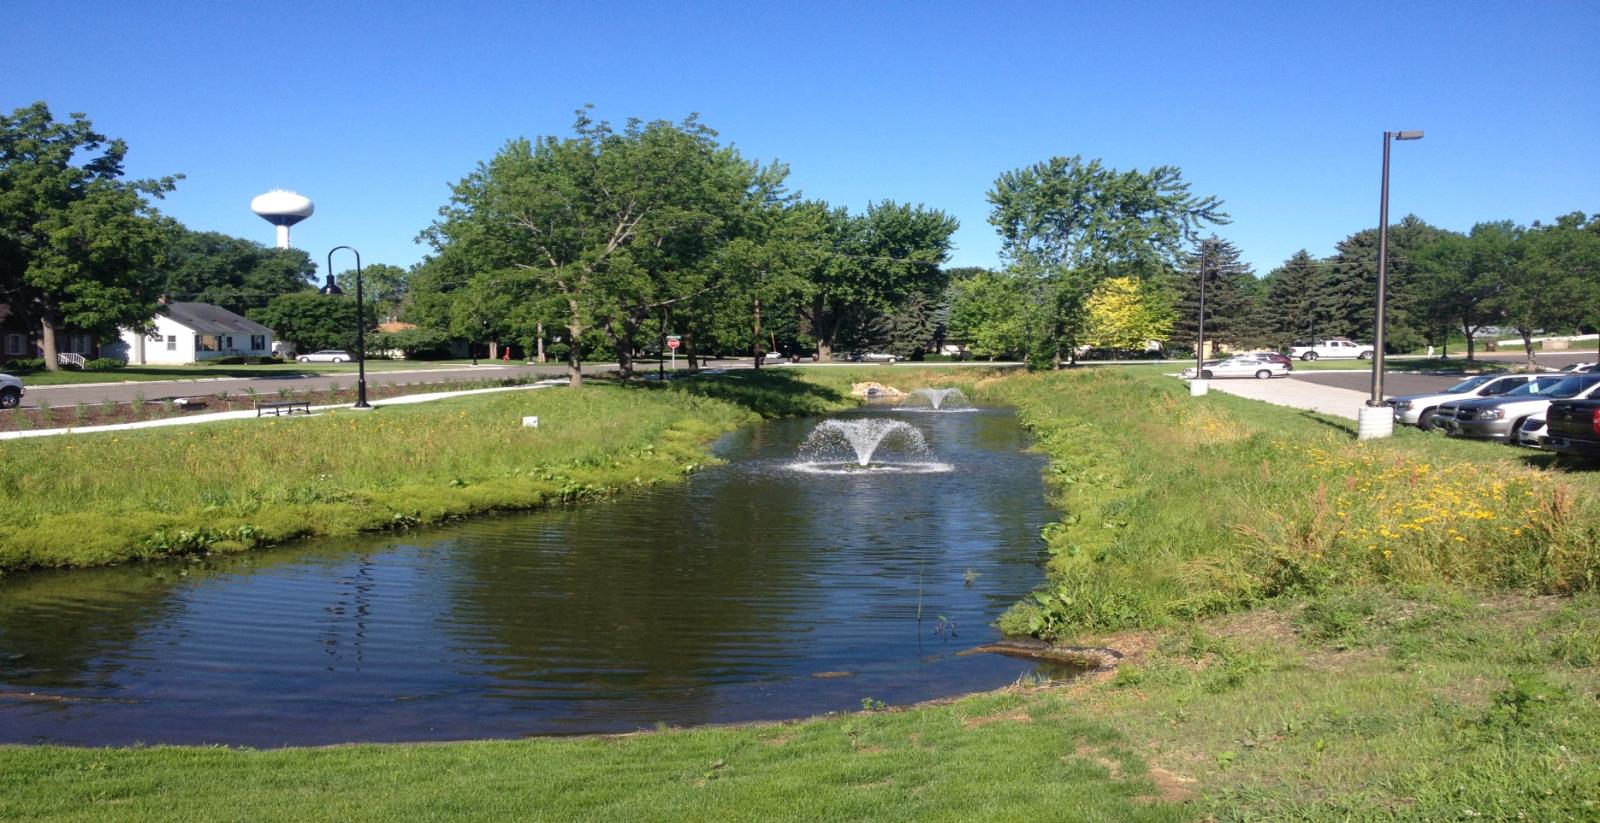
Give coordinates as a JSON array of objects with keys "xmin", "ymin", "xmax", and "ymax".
[{"xmin": 0, "ymin": 405, "xmax": 1074, "ymax": 746}]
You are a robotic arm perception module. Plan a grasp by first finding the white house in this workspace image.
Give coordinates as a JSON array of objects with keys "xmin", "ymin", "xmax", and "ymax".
[{"xmin": 111, "ymin": 302, "xmax": 277, "ymax": 365}]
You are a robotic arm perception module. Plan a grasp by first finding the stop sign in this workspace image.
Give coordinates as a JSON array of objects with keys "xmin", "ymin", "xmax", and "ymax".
[{"xmin": 666, "ymin": 337, "xmax": 680, "ymax": 350}]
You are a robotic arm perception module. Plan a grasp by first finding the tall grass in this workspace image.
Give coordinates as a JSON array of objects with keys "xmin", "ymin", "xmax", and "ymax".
[
  {"xmin": 0, "ymin": 385, "xmax": 766, "ymax": 573},
  {"xmin": 973, "ymin": 369, "xmax": 1600, "ymax": 636}
]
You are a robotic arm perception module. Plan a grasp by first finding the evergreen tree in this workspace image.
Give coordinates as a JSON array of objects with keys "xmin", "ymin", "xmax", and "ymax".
[
  {"xmin": 1257, "ymin": 250, "xmax": 1323, "ymax": 348},
  {"xmin": 1320, "ymin": 215, "xmax": 1447, "ymax": 350},
  {"xmin": 1170, "ymin": 236, "xmax": 1255, "ymax": 350}
]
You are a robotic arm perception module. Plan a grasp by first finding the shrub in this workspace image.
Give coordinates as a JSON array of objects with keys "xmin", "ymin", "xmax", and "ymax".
[
  {"xmin": 82, "ymin": 357, "xmax": 126, "ymax": 371},
  {"xmin": 2, "ymin": 358, "xmax": 46, "ymax": 372},
  {"xmin": 208, "ymin": 355, "xmax": 280, "ymax": 365}
]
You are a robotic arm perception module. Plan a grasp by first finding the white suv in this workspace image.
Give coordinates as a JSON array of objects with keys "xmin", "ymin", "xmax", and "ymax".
[{"xmin": 1288, "ymin": 338, "xmax": 1375, "ymax": 361}]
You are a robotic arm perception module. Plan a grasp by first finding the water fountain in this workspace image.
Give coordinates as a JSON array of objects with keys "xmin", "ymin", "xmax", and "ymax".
[
  {"xmin": 905, "ymin": 387, "xmax": 972, "ymax": 411},
  {"xmin": 793, "ymin": 419, "xmax": 951, "ymax": 474}
]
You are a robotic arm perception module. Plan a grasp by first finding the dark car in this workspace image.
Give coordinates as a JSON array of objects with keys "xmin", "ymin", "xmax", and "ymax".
[
  {"xmin": 1246, "ymin": 351, "xmax": 1295, "ymax": 371},
  {"xmin": 1542, "ymin": 398, "xmax": 1600, "ymax": 459}
]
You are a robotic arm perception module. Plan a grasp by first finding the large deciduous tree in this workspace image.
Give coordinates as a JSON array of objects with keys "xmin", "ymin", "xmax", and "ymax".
[
  {"xmin": 424, "ymin": 109, "xmax": 780, "ymax": 386},
  {"xmin": 0, "ymin": 102, "xmax": 180, "ymax": 369},
  {"xmin": 162, "ymin": 227, "xmax": 315, "ymax": 315},
  {"xmin": 986, "ymin": 155, "xmax": 1227, "ymax": 367}
]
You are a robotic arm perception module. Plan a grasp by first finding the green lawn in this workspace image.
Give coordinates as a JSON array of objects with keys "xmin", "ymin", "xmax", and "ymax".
[{"xmin": 1, "ymin": 366, "xmax": 1597, "ymax": 820}]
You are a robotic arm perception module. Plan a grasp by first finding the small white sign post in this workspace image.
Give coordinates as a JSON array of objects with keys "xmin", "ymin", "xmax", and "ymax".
[{"xmin": 666, "ymin": 335, "xmax": 680, "ymax": 371}]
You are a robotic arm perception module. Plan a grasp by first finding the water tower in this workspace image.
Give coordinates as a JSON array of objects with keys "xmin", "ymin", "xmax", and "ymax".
[{"xmin": 250, "ymin": 190, "xmax": 315, "ymax": 249}]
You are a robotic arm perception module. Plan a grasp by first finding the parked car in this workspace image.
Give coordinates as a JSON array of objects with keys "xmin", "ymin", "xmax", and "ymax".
[
  {"xmin": 1558, "ymin": 362, "xmax": 1599, "ymax": 373},
  {"xmin": 1180, "ymin": 355, "xmax": 1289, "ymax": 380},
  {"xmin": 0, "ymin": 373, "xmax": 24, "ymax": 409},
  {"xmin": 1542, "ymin": 398, "xmax": 1600, "ymax": 459},
  {"xmin": 1288, "ymin": 338, "xmax": 1375, "ymax": 361},
  {"xmin": 849, "ymin": 352, "xmax": 899, "ymax": 363},
  {"xmin": 297, "ymin": 350, "xmax": 352, "ymax": 363},
  {"xmin": 1249, "ymin": 351, "xmax": 1295, "ymax": 371},
  {"xmin": 1387, "ymin": 373, "xmax": 1545, "ymax": 430},
  {"xmin": 1435, "ymin": 373, "xmax": 1600, "ymax": 442},
  {"xmin": 1513, "ymin": 415, "xmax": 1547, "ymax": 448}
]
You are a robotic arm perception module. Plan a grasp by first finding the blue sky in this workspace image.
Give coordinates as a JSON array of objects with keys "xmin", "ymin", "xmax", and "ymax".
[{"xmin": 5, "ymin": 1, "xmax": 1596, "ymax": 280}]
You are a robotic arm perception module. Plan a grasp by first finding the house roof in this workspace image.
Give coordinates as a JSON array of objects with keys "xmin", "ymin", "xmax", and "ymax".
[{"xmin": 163, "ymin": 303, "xmax": 274, "ymax": 336}]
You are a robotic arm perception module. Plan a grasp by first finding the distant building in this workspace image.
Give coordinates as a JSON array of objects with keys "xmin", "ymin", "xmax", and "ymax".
[
  {"xmin": 0, "ymin": 303, "xmax": 99, "ymax": 365},
  {"xmin": 109, "ymin": 302, "xmax": 277, "ymax": 365}
]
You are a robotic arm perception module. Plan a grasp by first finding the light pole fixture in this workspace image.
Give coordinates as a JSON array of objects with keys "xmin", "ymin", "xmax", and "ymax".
[
  {"xmin": 323, "ymin": 246, "xmax": 371, "ymax": 409},
  {"xmin": 1359, "ymin": 130, "xmax": 1422, "ymax": 439}
]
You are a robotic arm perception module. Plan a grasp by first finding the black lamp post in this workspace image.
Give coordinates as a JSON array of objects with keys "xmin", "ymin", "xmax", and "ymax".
[
  {"xmin": 1368, "ymin": 131, "xmax": 1423, "ymax": 408},
  {"xmin": 1195, "ymin": 241, "xmax": 1208, "ymax": 378},
  {"xmin": 321, "ymin": 246, "xmax": 370, "ymax": 409}
]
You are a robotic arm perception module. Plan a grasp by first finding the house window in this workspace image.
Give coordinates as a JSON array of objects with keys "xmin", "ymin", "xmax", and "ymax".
[
  {"xmin": 167, "ymin": 335, "xmax": 177, "ymax": 351},
  {"xmin": 4, "ymin": 334, "xmax": 24, "ymax": 356},
  {"xmin": 250, "ymin": 335, "xmax": 265, "ymax": 351}
]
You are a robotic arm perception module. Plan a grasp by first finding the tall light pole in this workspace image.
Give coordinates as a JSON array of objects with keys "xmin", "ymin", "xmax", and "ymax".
[
  {"xmin": 322, "ymin": 246, "xmax": 371, "ymax": 409},
  {"xmin": 1187, "ymin": 241, "xmax": 1210, "ymax": 397},
  {"xmin": 1195, "ymin": 241, "xmax": 1208, "ymax": 376},
  {"xmin": 1359, "ymin": 130, "xmax": 1422, "ymax": 439}
]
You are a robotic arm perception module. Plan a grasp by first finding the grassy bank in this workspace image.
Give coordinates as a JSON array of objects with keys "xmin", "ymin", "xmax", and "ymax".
[
  {"xmin": 3, "ymin": 367, "xmax": 1598, "ymax": 819},
  {"xmin": 0, "ymin": 372, "xmax": 853, "ymax": 574}
]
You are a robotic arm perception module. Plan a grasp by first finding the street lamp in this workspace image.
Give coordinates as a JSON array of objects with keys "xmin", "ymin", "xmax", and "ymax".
[
  {"xmin": 1189, "ymin": 241, "xmax": 1209, "ymax": 396},
  {"xmin": 1358, "ymin": 130, "xmax": 1422, "ymax": 440},
  {"xmin": 321, "ymin": 246, "xmax": 371, "ymax": 409}
]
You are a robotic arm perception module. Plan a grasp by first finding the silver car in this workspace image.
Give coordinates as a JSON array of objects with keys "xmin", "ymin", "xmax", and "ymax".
[
  {"xmin": 1513, "ymin": 415, "xmax": 1547, "ymax": 448},
  {"xmin": 1436, "ymin": 374, "xmax": 1600, "ymax": 442},
  {"xmin": 1388, "ymin": 373, "xmax": 1543, "ymax": 430},
  {"xmin": 0, "ymin": 372, "xmax": 23, "ymax": 409}
]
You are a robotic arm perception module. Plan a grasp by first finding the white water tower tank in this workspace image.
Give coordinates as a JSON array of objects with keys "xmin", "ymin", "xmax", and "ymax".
[{"xmin": 250, "ymin": 190, "xmax": 315, "ymax": 249}]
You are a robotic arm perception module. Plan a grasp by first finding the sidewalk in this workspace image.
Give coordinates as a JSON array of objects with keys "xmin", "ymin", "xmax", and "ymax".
[
  {"xmin": 0, "ymin": 380, "xmax": 567, "ymax": 441},
  {"xmin": 1199, "ymin": 377, "xmax": 1370, "ymax": 421}
]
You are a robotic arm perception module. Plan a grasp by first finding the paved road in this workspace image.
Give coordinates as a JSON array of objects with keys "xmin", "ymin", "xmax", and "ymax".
[{"xmin": 10, "ymin": 357, "xmax": 991, "ymax": 410}]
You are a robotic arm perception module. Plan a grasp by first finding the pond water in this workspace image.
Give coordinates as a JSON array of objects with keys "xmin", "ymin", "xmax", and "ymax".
[{"xmin": 0, "ymin": 406, "xmax": 1073, "ymax": 746}]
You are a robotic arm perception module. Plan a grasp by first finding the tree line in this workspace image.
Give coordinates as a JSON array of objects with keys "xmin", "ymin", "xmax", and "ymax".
[{"xmin": 6, "ymin": 100, "xmax": 1596, "ymax": 375}]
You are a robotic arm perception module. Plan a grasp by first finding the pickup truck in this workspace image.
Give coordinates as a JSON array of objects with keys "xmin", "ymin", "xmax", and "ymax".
[
  {"xmin": 1542, "ymin": 398, "xmax": 1600, "ymax": 459},
  {"xmin": 1288, "ymin": 338, "xmax": 1375, "ymax": 361}
]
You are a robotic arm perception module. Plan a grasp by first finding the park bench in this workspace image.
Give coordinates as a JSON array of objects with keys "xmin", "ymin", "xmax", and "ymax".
[{"xmin": 254, "ymin": 399, "xmax": 312, "ymax": 417}]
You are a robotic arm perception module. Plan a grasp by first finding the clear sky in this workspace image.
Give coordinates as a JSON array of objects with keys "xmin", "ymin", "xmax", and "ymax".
[{"xmin": 5, "ymin": 1, "xmax": 1596, "ymax": 279}]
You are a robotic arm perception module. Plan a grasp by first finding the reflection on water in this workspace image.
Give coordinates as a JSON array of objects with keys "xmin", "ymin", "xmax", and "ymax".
[{"xmin": 0, "ymin": 408, "xmax": 1071, "ymax": 746}]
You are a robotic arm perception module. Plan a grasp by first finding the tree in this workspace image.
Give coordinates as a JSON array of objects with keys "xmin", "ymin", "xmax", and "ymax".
[
  {"xmin": 424, "ymin": 108, "xmax": 780, "ymax": 385},
  {"xmin": 249, "ymin": 292, "xmax": 358, "ymax": 353},
  {"xmin": 1411, "ymin": 226, "xmax": 1495, "ymax": 361},
  {"xmin": 1082, "ymin": 276, "xmax": 1176, "ymax": 351},
  {"xmin": 1501, "ymin": 213, "xmax": 1600, "ymax": 367},
  {"xmin": 1318, "ymin": 215, "xmax": 1447, "ymax": 351},
  {"xmin": 986, "ymin": 155, "xmax": 1227, "ymax": 367},
  {"xmin": 947, "ymin": 268, "xmax": 1030, "ymax": 359},
  {"xmin": 162, "ymin": 227, "xmax": 315, "ymax": 315},
  {"xmin": 1170, "ymin": 236, "xmax": 1256, "ymax": 351},
  {"xmin": 1256, "ymin": 250, "xmax": 1324, "ymax": 349},
  {"xmin": 793, "ymin": 201, "xmax": 959, "ymax": 361},
  {"xmin": 336, "ymin": 263, "xmax": 409, "ymax": 322},
  {"xmin": 0, "ymin": 102, "xmax": 180, "ymax": 369}
]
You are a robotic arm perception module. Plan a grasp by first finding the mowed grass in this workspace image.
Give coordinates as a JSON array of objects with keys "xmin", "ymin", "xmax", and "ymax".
[{"xmin": 0, "ymin": 692, "xmax": 1188, "ymax": 822}]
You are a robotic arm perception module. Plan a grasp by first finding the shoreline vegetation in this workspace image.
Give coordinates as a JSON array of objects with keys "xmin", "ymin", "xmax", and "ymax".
[{"xmin": 2, "ymin": 367, "xmax": 1598, "ymax": 820}]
